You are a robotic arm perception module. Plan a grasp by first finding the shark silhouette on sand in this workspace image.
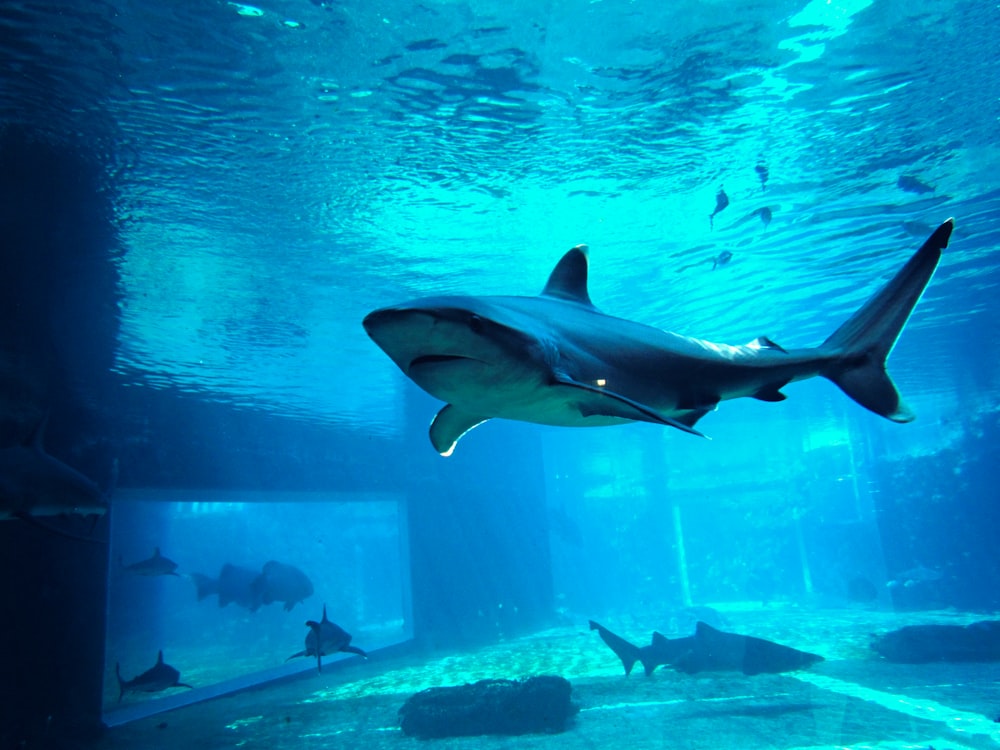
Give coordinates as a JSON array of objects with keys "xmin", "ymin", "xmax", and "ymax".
[
  {"xmin": 589, "ymin": 620, "xmax": 823, "ymax": 676},
  {"xmin": 364, "ymin": 220, "xmax": 951, "ymax": 455}
]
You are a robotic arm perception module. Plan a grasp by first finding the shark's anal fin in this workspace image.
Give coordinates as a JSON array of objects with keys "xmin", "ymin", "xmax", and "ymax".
[
  {"xmin": 751, "ymin": 383, "xmax": 789, "ymax": 402},
  {"xmin": 556, "ymin": 375, "xmax": 709, "ymax": 438},
  {"xmin": 429, "ymin": 405, "xmax": 490, "ymax": 457}
]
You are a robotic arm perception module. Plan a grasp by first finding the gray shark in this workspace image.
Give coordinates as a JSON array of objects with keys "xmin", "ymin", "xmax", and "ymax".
[
  {"xmin": 287, "ymin": 604, "xmax": 367, "ymax": 673},
  {"xmin": 0, "ymin": 416, "xmax": 108, "ymax": 519},
  {"xmin": 590, "ymin": 620, "xmax": 824, "ymax": 677},
  {"xmin": 116, "ymin": 650, "xmax": 192, "ymax": 702},
  {"xmin": 364, "ymin": 220, "xmax": 951, "ymax": 456},
  {"xmin": 120, "ymin": 547, "xmax": 180, "ymax": 577}
]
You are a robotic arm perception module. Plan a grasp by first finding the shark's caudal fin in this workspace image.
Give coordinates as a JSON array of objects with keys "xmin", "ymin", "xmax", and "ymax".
[
  {"xmin": 589, "ymin": 620, "xmax": 641, "ymax": 676},
  {"xmin": 820, "ymin": 219, "xmax": 951, "ymax": 422}
]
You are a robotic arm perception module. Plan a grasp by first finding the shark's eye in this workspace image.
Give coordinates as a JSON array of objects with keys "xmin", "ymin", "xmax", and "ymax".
[{"xmin": 468, "ymin": 314, "xmax": 485, "ymax": 334}]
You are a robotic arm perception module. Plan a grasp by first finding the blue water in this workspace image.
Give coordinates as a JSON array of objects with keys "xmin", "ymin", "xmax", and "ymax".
[
  {"xmin": 3, "ymin": 0, "xmax": 998, "ymax": 432},
  {"xmin": 2, "ymin": 0, "xmax": 1000, "ymax": 747}
]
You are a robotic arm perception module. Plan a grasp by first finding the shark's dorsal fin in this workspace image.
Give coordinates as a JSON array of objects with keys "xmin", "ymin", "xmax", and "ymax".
[
  {"xmin": 156, "ymin": 650, "xmax": 164, "ymax": 665},
  {"xmin": 153, "ymin": 546, "xmax": 161, "ymax": 557},
  {"xmin": 541, "ymin": 245, "xmax": 593, "ymax": 306}
]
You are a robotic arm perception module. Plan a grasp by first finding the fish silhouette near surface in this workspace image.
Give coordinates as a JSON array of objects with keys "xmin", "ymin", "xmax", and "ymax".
[
  {"xmin": 120, "ymin": 547, "xmax": 179, "ymax": 577},
  {"xmin": 755, "ymin": 163, "xmax": 769, "ymax": 192},
  {"xmin": 897, "ymin": 174, "xmax": 935, "ymax": 194},
  {"xmin": 590, "ymin": 620, "xmax": 824, "ymax": 676},
  {"xmin": 287, "ymin": 604, "xmax": 368, "ymax": 673},
  {"xmin": 116, "ymin": 650, "xmax": 192, "ymax": 702},
  {"xmin": 364, "ymin": 220, "xmax": 952, "ymax": 456},
  {"xmin": 712, "ymin": 250, "xmax": 733, "ymax": 270},
  {"xmin": 709, "ymin": 188, "xmax": 730, "ymax": 229}
]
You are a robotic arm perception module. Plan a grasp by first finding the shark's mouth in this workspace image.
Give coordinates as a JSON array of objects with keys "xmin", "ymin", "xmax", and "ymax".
[
  {"xmin": 409, "ymin": 354, "xmax": 477, "ymax": 369},
  {"xmin": 408, "ymin": 354, "xmax": 474, "ymax": 369}
]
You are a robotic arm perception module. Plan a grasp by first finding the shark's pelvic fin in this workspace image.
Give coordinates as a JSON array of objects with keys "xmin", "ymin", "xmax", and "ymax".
[
  {"xmin": 540, "ymin": 245, "xmax": 594, "ymax": 306},
  {"xmin": 556, "ymin": 374, "xmax": 708, "ymax": 437},
  {"xmin": 429, "ymin": 405, "xmax": 490, "ymax": 456},
  {"xmin": 821, "ymin": 218, "xmax": 951, "ymax": 422}
]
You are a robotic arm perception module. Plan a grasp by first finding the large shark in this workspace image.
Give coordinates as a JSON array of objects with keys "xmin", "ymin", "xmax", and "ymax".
[
  {"xmin": 364, "ymin": 220, "xmax": 951, "ymax": 456},
  {"xmin": 0, "ymin": 416, "xmax": 109, "ymax": 520}
]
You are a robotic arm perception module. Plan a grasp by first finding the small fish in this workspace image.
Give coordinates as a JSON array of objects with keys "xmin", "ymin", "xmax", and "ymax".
[
  {"xmin": 755, "ymin": 162, "xmax": 769, "ymax": 192},
  {"xmin": 755, "ymin": 206, "xmax": 772, "ymax": 227},
  {"xmin": 120, "ymin": 547, "xmax": 179, "ymax": 577},
  {"xmin": 287, "ymin": 604, "xmax": 367, "ymax": 673},
  {"xmin": 897, "ymin": 175, "xmax": 935, "ymax": 194},
  {"xmin": 709, "ymin": 188, "xmax": 729, "ymax": 229},
  {"xmin": 711, "ymin": 250, "xmax": 733, "ymax": 270},
  {"xmin": 116, "ymin": 650, "xmax": 192, "ymax": 702}
]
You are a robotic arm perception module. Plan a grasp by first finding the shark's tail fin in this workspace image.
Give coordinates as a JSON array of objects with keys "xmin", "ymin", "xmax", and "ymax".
[
  {"xmin": 589, "ymin": 620, "xmax": 641, "ymax": 676},
  {"xmin": 116, "ymin": 661, "xmax": 125, "ymax": 703},
  {"xmin": 820, "ymin": 219, "xmax": 950, "ymax": 421}
]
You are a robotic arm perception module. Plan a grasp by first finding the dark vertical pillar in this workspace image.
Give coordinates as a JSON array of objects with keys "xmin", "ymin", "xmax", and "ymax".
[
  {"xmin": 0, "ymin": 129, "xmax": 120, "ymax": 745},
  {"xmin": 400, "ymin": 388, "xmax": 553, "ymax": 649}
]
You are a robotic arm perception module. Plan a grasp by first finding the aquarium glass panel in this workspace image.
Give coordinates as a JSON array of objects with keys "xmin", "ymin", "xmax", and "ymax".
[{"xmin": 103, "ymin": 490, "xmax": 410, "ymax": 721}]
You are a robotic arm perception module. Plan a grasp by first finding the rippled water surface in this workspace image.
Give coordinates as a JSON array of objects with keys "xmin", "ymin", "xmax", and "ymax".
[{"xmin": 2, "ymin": 0, "xmax": 997, "ymax": 433}]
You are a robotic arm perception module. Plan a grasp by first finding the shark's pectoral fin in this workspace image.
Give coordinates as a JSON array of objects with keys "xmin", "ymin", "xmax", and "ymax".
[
  {"xmin": 674, "ymin": 406, "xmax": 715, "ymax": 428},
  {"xmin": 430, "ymin": 405, "xmax": 490, "ymax": 457},
  {"xmin": 555, "ymin": 375, "xmax": 709, "ymax": 438}
]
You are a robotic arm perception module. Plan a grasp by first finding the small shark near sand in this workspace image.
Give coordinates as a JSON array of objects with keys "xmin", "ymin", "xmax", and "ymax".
[
  {"xmin": 0, "ymin": 416, "xmax": 108, "ymax": 521},
  {"xmin": 590, "ymin": 620, "xmax": 824, "ymax": 676},
  {"xmin": 364, "ymin": 220, "xmax": 952, "ymax": 456},
  {"xmin": 116, "ymin": 650, "xmax": 192, "ymax": 701},
  {"xmin": 287, "ymin": 604, "xmax": 367, "ymax": 673}
]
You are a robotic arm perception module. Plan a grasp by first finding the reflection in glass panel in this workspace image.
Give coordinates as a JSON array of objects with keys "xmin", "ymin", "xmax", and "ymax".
[{"xmin": 103, "ymin": 491, "xmax": 410, "ymax": 720}]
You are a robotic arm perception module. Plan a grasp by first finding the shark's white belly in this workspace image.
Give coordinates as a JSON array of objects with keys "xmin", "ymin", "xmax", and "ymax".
[{"xmin": 408, "ymin": 356, "xmax": 666, "ymax": 427}]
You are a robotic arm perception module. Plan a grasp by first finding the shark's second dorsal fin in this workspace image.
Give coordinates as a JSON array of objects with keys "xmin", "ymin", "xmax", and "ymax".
[{"xmin": 541, "ymin": 245, "xmax": 593, "ymax": 306}]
